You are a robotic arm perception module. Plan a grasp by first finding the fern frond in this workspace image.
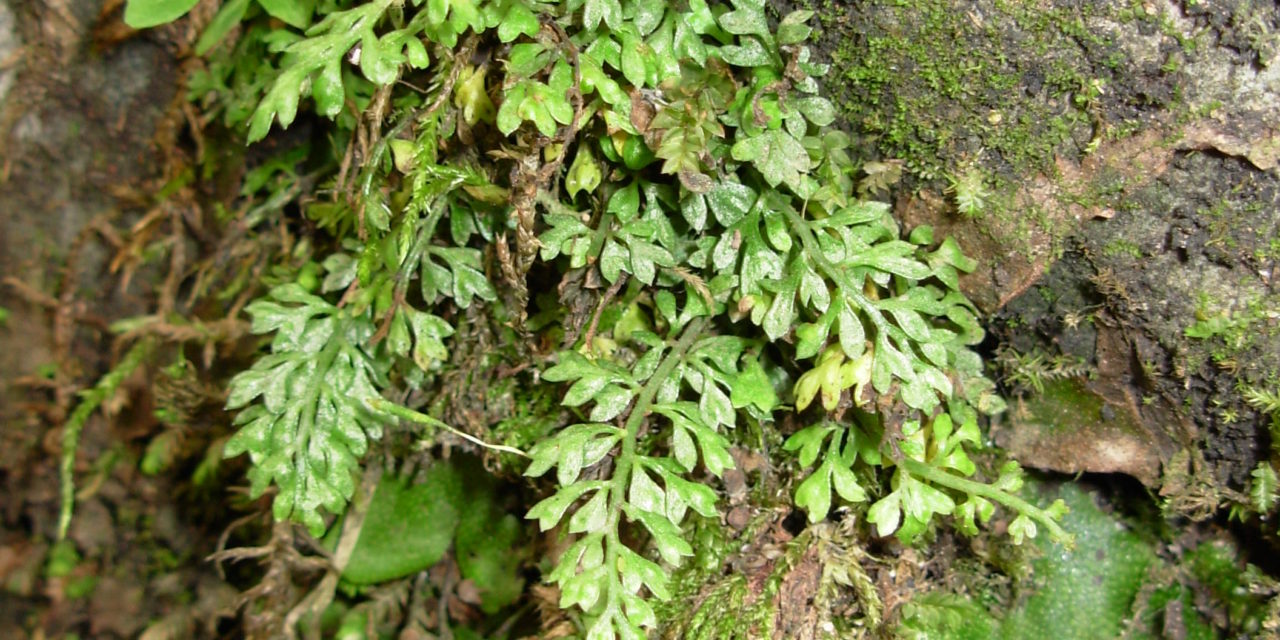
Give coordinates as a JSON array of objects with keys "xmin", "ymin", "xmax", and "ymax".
[{"xmin": 223, "ymin": 284, "xmax": 393, "ymax": 535}]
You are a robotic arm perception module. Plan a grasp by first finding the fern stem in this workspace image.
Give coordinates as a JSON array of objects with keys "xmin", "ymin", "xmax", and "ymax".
[
  {"xmin": 587, "ymin": 209, "xmax": 615, "ymax": 264},
  {"xmin": 369, "ymin": 398, "xmax": 529, "ymax": 457},
  {"xmin": 603, "ymin": 316, "xmax": 709, "ymax": 613},
  {"xmin": 896, "ymin": 457, "xmax": 1074, "ymax": 546}
]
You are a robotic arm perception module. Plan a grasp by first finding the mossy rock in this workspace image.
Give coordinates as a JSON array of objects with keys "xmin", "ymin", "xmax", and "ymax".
[
  {"xmin": 996, "ymin": 378, "xmax": 1163, "ymax": 485},
  {"xmin": 998, "ymin": 483, "xmax": 1159, "ymax": 639},
  {"xmin": 900, "ymin": 483, "xmax": 1223, "ymax": 639}
]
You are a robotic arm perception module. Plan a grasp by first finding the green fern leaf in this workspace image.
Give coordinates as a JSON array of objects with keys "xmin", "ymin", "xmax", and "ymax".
[{"xmin": 223, "ymin": 285, "xmax": 391, "ymax": 535}]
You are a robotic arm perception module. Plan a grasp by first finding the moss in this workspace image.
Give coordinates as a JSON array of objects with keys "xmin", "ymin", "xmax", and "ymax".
[
  {"xmin": 896, "ymin": 591, "xmax": 1001, "ymax": 639},
  {"xmin": 810, "ymin": 0, "xmax": 1195, "ymax": 265},
  {"xmin": 1186, "ymin": 289, "xmax": 1280, "ymax": 382},
  {"xmin": 1021, "ymin": 378, "xmax": 1144, "ymax": 439},
  {"xmin": 1185, "ymin": 540, "xmax": 1270, "ymax": 634},
  {"xmin": 491, "ymin": 377, "xmax": 562, "ymax": 453},
  {"xmin": 820, "ymin": 0, "xmax": 1111, "ymax": 183},
  {"xmin": 999, "ymin": 484, "xmax": 1158, "ymax": 639},
  {"xmin": 1101, "ymin": 238, "xmax": 1143, "ymax": 259},
  {"xmin": 658, "ymin": 516, "xmax": 764, "ymax": 639},
  {"xmin": 902, "ymin": 483, "xmax": 1230, "ymax": 639},
  {"xmin": 659, "ymin": 520, "xmax": 863, "ymax": 639}
]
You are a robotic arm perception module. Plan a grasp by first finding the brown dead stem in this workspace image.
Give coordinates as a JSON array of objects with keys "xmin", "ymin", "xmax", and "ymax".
[
  {"xmin": 503, "ymin": 22, "xmax": 585, "ymax": 331},
  {"xmin": 346, "ymin": 36, "xmax": 477, "ymax": 241},
  {"xmin": 580, "ymin": 273, "xmax": 626, "ymax": 350},
  {"xmin": 283, "ymin": 463, "xmax": 383, "ymax": 640}
]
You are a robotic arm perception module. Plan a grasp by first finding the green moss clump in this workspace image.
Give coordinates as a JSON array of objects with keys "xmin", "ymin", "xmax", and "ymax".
[
  {"xmin": 1186, "ymin": 541, "xmax": 1270, "ymax": 633},
  {"xmin": 1021, "ymin": 379, "xmax": 1144, "ymax": 438},
  {"xmin": 899, "ymin": 483, "xmax": 1231, "ymax": 639},
  {"xmin": 1000, "ymin": 484, "xmax": 1158, "ymax": 639},
  {"xmin": 819, "ymin": 0, "xmax": 1109, "ymax": 183}
]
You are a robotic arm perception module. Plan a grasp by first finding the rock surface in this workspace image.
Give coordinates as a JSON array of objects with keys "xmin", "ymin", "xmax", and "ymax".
[{"xmin": 819, "ymin": 0, "xmax": 1279, "ymax": 503}]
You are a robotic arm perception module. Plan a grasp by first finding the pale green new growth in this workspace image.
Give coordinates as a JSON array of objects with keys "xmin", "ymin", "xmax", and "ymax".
[{"xmin": 59, "ymin": 338, "xmax": 156, "ymax": 539}]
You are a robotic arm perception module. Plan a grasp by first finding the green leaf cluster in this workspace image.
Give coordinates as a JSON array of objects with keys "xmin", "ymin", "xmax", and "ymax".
[{"xmin": 155, "ymin": 0, "xmax": 1080, "ymax": 636}]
